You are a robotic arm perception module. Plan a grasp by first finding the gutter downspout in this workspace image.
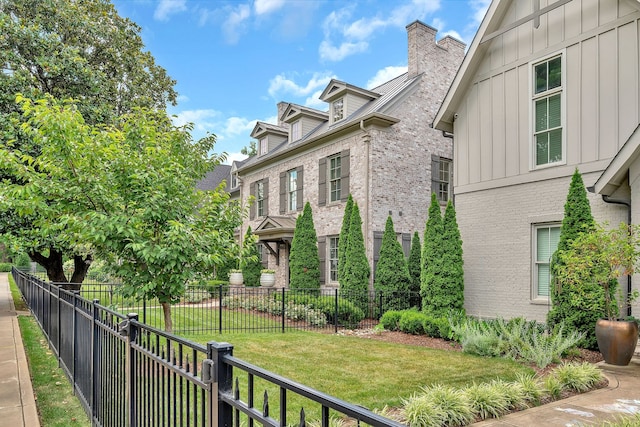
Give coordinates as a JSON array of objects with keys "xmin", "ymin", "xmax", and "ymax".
[{"xmin": 588, "ymin": 187, "xmax": 632, "ymax": 316}]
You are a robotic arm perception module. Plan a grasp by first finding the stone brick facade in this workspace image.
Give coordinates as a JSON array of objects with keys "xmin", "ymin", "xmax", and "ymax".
[{"xmin": 238, "ymin": 21, "xmax": 464, "ymax": 289}]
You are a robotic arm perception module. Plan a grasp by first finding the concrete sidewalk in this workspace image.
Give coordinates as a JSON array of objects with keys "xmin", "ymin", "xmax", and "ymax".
[
  {"xmin": 0, "ymin": 272, "xmax": 40, "ymax": 427},
  {"xmin": 473, "ymin": 359, "xmax": 640, "ymax": 426}
]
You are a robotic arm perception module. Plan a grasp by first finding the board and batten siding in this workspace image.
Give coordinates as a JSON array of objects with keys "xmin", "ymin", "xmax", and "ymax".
[{"xmin": 454, "ymin": 0, "xmax": 640, "ymax": 194}]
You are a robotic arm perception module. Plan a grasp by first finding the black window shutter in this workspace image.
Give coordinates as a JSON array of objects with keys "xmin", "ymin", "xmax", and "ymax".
[
  {"xmin": 318, "ymin": 158, "xmax": 327, "ymax": 206},
  {"xmin": 402, "ymin": 233, "xmax": 412, "ymax": 258},
  {"xmin": 318, "ymin": 236, "xmax": 326, "ymax": 285},
  {"xmin": 249, "ymin": 182, "xmax": 256, "ymax": 220},
  {"xmin": 372, "ymin": 231, "xmax": 383, "ymax": 280},
  {"xmin": 279, "ymin": 172, "xmax": 286, "ymax": 214},
  {"xmin": 263, "ymin": 179, "xmax": 269, "ymax": 215},
  {"xmin": 296, "ymin": 166, "xmax": 304, "ymax": 211},
  {"xmin": 431, "ymin": 154, "xmax": 440, "ymax": 197},
  {"xmin": 340, "ymin": 149, "xmax": 350, "ymax": 201}
]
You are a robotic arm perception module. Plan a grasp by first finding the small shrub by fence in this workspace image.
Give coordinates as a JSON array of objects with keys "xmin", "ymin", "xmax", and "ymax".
[{"xmin": 12, "ymin": 268, "xmax": 405, "ymax": 427}]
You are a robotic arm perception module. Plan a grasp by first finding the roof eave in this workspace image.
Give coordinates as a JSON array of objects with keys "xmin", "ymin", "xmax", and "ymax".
[{"xmin": 594, "ymin": 123, "xmax": 640, "ymax": 195}]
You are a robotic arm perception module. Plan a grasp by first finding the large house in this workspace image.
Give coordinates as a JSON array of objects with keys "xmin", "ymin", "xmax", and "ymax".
[
  {"xmin": 236, "ymin": 21, "xmax": 465, "ymax": 288},
  {"xmin": 433, "ymin": 0, "xmax": 640, "ymax": 321}
]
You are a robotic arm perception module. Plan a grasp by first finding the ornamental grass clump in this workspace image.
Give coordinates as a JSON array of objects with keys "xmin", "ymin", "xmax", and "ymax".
[
  {"xmin": 463, "ymin": 382, "xmax": 511, "ymax": 420},
  {"xmin": 552, "ymin": 362, "xmax": 603, "ymax": 392},
  {"xmin": 404, "ymin": 384, "xmax": 474, "ymax": 427}
]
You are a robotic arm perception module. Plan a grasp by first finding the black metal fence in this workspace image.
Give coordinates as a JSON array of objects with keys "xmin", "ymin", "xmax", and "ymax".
[
  {"xmin": 36, "ymin": 278, "xmax": 420, "ymax": 335},
  {"xmin": 12, "ymin": 268, "xmax": 405, "ymax": 427}
]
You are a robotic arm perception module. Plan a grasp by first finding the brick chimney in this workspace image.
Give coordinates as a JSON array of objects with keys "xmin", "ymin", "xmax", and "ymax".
[
  {"xmin": 277, "ymin": 101, "xmax": 288, "ymax": 127},
  {"xmin": 406, "ymin": 20, "xmax": 465, "ymax": 79}
]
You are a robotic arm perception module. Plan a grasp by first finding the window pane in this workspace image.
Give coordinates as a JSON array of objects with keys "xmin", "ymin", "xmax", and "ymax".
[
  {"xmin": 535, "ymin": 98, "xmax": 548, "ymax": 132},
  {"xmin": 538, "ymin": 264, "xmax": 550, "ymax": 297},
  {"xmin": 548, "ymin": 94, "xmax": 561, "ymax": 128},
  {"xmin": 548, "ymin": 129, "xmax": 562, "ymax": 162},
  {"xmin": 548, "ymin": 57, "xmax": 562, "ymax": 89},
  {"xmin": 536, "ymin": 133, "xmax": 549, "ymax": 166},
  {"xmin": 537, "ymin": 228, "xmax": 550, "ymax": 261},
  {"xmin": 535, "ymin": 62, "xmax": 547, "ymax": 94}
]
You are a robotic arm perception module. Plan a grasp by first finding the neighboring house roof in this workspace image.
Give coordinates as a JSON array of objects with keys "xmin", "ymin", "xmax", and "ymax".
[
  {"xmin": 238, "ymin": 72, "xmax": 417, "ymax": 174},
  {"xmin": 594, "ymin": 124, "xmax": 640, "ymax": 196},
  {"xmin": 196, "ymin": 164, "xmax": 232, "ymax": 191},
  {"xmin": 433, "ymin": 0, "xmax": 576, "ymax": 133}
]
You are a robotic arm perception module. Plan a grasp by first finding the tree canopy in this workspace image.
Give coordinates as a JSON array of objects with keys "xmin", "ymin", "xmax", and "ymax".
[
  {"xmin": 2, "ymin": 97, "xmax": 244, "ymax": 331},
  {"xmin": 0, "ymin": 0, "xmax": 177, "ymax": 282}
]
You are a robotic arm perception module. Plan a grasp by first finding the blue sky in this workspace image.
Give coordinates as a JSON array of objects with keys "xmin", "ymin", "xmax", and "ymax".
[{"xmin": 111, "ymin": 0, "xmax": 490, "ymax": 164}]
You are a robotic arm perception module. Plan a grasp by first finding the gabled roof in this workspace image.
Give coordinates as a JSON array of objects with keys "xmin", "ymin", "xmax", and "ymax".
[
  {"xmin": 319, "ymin": 79, "xmax": 381, "ymax": 102},
  {"xmin": 594, "ymin": 124, "xmax": 640, "ymax": 196},
  {"xmin": 250, "ymin": 121, "xmax": 288, "ymax": 139},
  {"xmin": 253, "ymin": 216, "xmax": 297, "ymax": 241},
  {"xmin": 281, "ymin": 103, "xmax": 328, "ymax": 123},
  {"xmin": 239, "ymin": 72, "xmax": 415, "ymax": 174},
  {"xmin": 196, "ymin": 164, "xmax": 232, "ymax": 191},
  {"xmin": 433, "ymin": 0, "xmax": 576, "ymax": 133}
]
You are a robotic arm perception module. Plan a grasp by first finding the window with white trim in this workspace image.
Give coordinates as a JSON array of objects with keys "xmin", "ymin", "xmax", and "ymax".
[
  {"xmin": 533, "ymin": 224, "xmax": 560, "ymax": 299},
  {"xmin": 332, "ymin": 98, "xmax": 344, "ymax": 122},
  {"xmin": 257, "ymin": 181, "xmax": 265, "ymax": 217},
  {"xmin": 291, "ymin": 120, "xmax": 301, "ymax": 141},
  {"xmin": 329, "ymin": 155, "xmax": 341, "ymax": 202},
  {"xmin": 435, "ymin": 158, "xmax": 452, "ymax": 202},
  {"xmin": 287, "ymin": 169, "xmax": 297, "ymax": 212},
  {"xmin": 329, "ymin": 236, "xmax": 339, "ymax": 283},
  {"xmin": 533, "ymin": 55, "xmax": 563, "ymax": 167},
  {"xmin": 259, "ymin": 137, "xmax": 268, "ymax": 155},
  {"xmin": 231, "ymin": 173, "xmax": 238, "ymax": 189}
]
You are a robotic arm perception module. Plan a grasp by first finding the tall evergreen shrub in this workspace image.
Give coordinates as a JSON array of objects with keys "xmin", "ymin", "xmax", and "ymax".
[
  {"xmin": 441, "ymin": 200, "xmax": 464, "ymax": 312},
  {"xmin": 341, "ymin": 202, "xmax": 370, "ymax": 314},
  {"xmin": 338, "ymin": 194, "xmax": 354, "ymax": 283},
  {"xmin": 240, "ymin": 227, "xmax": 262, "ymax": 287},
  {"xmin": 407, "ymin": 231, "xmax": 422, "ymax": 307},
  {"xmin": 374, "ymin": 216, "xmax": 411, "ymax": 312},
  {"xmin": 547, "ymin": 169, "xmax": 608, "ymax": 349},
  {"xmin": 421, "ymin": 194, "xmax": 445, "ymax": 315},
  {"xmin": 289, "ymin": 202, "xmax": 320, "ymax": 291}
]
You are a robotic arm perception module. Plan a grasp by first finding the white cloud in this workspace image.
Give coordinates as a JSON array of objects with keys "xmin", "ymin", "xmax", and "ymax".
[
  {"xmin": 470, "ymin": 0, "xmax": 491, "ymax": 26},
  {"xmin": 268, "ymin": 72, "xmax": 334, "ymax": 98},
  {"xmin": 441, "ymin": 30, "xmax": 463, "ymax": 42},
  {"xmin": 366, "ymin": 66, "xmax": 407, "ymax": 89},
  {"xmin": 171, "ymin": 109, "xmax": 220, "ymax": 133},
  {"xmin": 304, "ymin": 90, "xmax": 326, "ymax": 110},
  {"xmin": 254, "ymin": 0, "xmax": 285, "ymax": 15},
  {"xmin": 154, "ymin": 0, "xmax": 187, "ymax": 21},
  {"xmin": 223, "ymin": 152, "xmax": 249, "ymax": 165},
  {"xmin": 222, "ymin": 4, "xmax": 251, "ymax": 44},
  {"xmin": 319, "ymin": 40, "xmax": 368, "ymax": 62},
  {"xmin": 224, "ymin": 116, "xmax": 256, "ymax": 136},
  {"xmin": 388, "ymin": 0, "xmax": 440, "ymax": 27},
  {"xmin": 176, "ymin": 94, "xmax": 190, "ymax": 103},
  {"xmin": 263, "ymin": 114, "xmax": 279, "ymax": 125}
]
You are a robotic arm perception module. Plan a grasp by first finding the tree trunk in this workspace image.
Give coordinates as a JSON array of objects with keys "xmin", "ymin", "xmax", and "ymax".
[
  {"xmin": 29, "ymin": 248, "xmax": 68, "ymax": 283},
  {"xmin": 69, "ymin": 254, "xmax": 93, "ymax": 287},
  {"xmin": 161, "ymin": 302, "xmax": 173, "ymax": 332}
]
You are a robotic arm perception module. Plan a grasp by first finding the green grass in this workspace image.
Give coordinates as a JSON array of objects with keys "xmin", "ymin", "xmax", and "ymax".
[{"xmin": 183, "ymin": 330, "xmax": 534, "ymax": 422}]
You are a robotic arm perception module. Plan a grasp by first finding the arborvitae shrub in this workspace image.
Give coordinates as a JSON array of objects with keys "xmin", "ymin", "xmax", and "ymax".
[
  {"xmin": 374, "ymin": 216, "xmax": 411, "ymax": 313},
  {"xmin": 241, "ymin": 227, "xmax": 262, "ymax": 287},
  {"xmin": 340, "ymin": 202, "xmax": 370, "ymax": 314},
  {"xmin": 421, "ymin": 194, "xmax": 445, "ymax": 315},
  {"xmin": 338, "ymin": 194, "xmax": 353, "ymax": 283},
  {"xmin": 440, "ymin": 200, "xmax": 464, "ymax": 312},
  {"xmin": 289, "ymin": 202, "xmax": 320, "ymax": 291},
  {"xmin": 407, "ymin": 231, "xmax": 422, "ymax": 308}
]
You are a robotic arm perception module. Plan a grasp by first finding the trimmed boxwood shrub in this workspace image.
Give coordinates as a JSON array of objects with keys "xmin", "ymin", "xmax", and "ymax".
[
  {"xmin": 399, "ymin": 310, "xmax": 428, "ymax": 335},
  {"xmin": 379, "ymin": 310, "xmax": 403, "ymax": 331},
  {"xmin": 282, "ymin": 294, "xmax": 364, "ymax": 327}
]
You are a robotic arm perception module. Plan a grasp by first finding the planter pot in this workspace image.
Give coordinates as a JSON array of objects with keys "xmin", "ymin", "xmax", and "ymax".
[
  {"xmin": 260, "ymin": 273, "xmax": 276, "ymax": 287},
  {"xmin": 228, "ymin": 272, "xmax": 244, "ymax": 286},
  {"xmin": 595, "ymin": 319, "xmax": 639, "ymax": 366}
]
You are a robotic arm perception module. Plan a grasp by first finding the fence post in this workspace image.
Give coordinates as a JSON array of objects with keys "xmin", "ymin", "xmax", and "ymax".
[
  {"xmin": 208, "ymin": 341, "xmax": 234, "ymax": 427},
  {"xmin": 91, "ymin": 299, "xmax": 100, "ymax": 424},
  {"xmin": 125, "ymin": 313, "xmax": 139, "ymax": 427},
  {"xmin": 218, "ymin": 285, "xmax": 223, "ymax": 334},
  {"xmin": 334, "ymin": 289, "xmax": 339, "ymax": 333},
  {"xmin": 72, "ymin": 290, "xmax": 79, "ymax": 392},
  {"xmin": 281, "ymin": 287, "xmax": 286, "ymax": 333}
]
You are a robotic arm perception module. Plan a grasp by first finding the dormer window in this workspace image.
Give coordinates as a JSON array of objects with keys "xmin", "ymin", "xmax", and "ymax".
[
  {"xmin": 332, "ymin": 98, "xmax": 344, "ymax": 122},
  {"xmin": 259, "ymin": 137, "xmax": 268, "ymax": 155},
  {"xmin": 291, "ymin": 120, "xmax": 301, "ymax": 141}
]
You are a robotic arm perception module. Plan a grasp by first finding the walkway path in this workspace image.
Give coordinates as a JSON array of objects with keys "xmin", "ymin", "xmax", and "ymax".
[{"xmin": 0, "ymin": 272, "xmax": 40, "ymax": 427}]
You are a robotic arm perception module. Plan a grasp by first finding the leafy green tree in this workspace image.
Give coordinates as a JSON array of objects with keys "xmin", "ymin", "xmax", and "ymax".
[
  {"xmin": 240, "ymin": 227, "xmax": 261, "ymax": 287},
  {"xmin": 0, "ymin": 0, "xmax": 177, "ymax": 283},
  {"xmin": 441, "ymin": 200, "xmax": 464, "ymax": 313},
  {"xmin": 407, "ymin": 231, "xmax": 422, "ymax": 307},
  {"xmin": 241, "ymin": 141, "xmax": 257, "ymax": 157},
  {"xmin": 289, "ymin": 202, "xmax": 320, "ymax": 290},
  {"xmin": 341, "ymin": 202, "xmax": 370, "ymax": 314},
  {"xmin": 374, "ymin": 216, "xmax": 411, "ymax": 312},
  {"xmin": 548, "ymin": 169, "xmax": 603, "ymax": 348},
  {"xmin": 338, "ymin": 194, "xmax": 354, "ymax": 283},
  {"xmin": 421, "ymin": 194, "xmax": 445, "ymax": 315},
  {"xmin": 2, "ymin": 97, "xmax": 244, "ymax": 331}
]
